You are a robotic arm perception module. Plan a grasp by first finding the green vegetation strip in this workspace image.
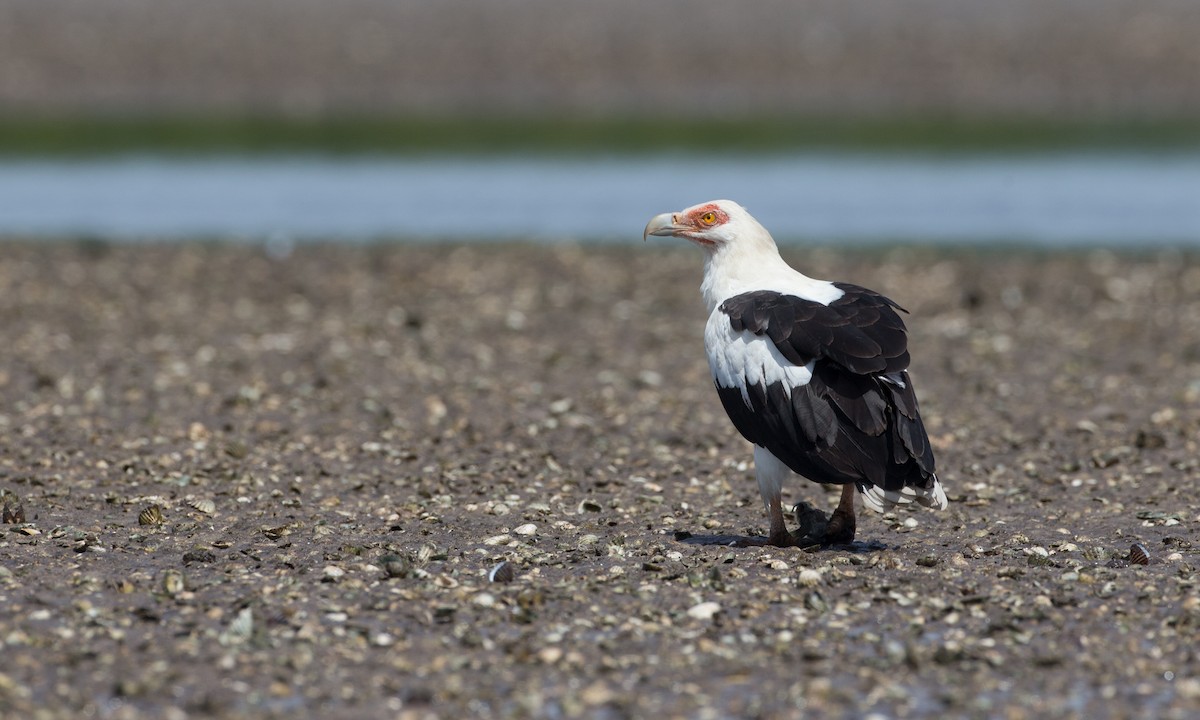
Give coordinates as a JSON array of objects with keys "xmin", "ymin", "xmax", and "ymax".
[{"xmin": 2, "ymin": 115, "xmax": 1199, "ymax": 155}]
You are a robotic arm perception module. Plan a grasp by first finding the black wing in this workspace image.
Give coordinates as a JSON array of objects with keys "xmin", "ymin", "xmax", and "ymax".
[
  {"xmin": 714, "ymin": 285, "xmax": 936, "ymax": 492},
  {"xmin": 722, "ymin": 284, "xmax": 910, "ymax": 374}
]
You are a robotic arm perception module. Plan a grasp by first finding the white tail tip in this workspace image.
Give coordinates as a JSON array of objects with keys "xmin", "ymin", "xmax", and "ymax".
[{"xmin": 860, "ymin": 477, "xmax": 947, "ymax": 514}]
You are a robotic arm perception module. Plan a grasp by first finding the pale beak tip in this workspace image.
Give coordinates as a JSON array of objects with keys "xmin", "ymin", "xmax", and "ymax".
[{"xmin": 643, "ymin": 212, "xmax": 679, "ymax": 241}]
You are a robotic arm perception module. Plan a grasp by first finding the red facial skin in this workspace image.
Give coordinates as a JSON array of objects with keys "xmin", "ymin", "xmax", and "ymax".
[{"xmin": 677, "ymin": 203, "xmax": 731, "ymax": 245}]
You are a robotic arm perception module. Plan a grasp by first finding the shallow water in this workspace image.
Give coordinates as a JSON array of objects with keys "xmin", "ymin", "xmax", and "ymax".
[{"xmin": 1, "ymin": 152, "xmax": 1197, "ymax": 245}]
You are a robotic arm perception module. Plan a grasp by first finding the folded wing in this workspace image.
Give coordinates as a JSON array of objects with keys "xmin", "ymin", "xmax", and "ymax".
[{"xmin": 708, "ymin": 285, "xmax": 938, "ymax": 498}]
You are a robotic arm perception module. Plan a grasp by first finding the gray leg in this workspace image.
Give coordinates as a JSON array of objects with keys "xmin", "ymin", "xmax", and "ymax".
[{"xmin": 754, "ymin": 447, "xmax": 796, "ymax": 547}]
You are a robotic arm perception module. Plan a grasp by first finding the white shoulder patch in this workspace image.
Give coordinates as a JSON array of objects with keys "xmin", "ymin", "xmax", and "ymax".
[
  {"xmin": 782, "ymin": 276, "xmax": 845, "ymax": 306},
  {"xmin": 704, "ymin": 308, "xmax": 814, "ymax": 405},
  {"xmin": 701, "ymin": 256, "xmax": 845, "ymax": 312}
]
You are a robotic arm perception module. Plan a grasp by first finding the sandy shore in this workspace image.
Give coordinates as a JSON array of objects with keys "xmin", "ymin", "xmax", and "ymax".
[{"xmin": 0, "ymin": 241, "xmax": 1197, "ymax": 718}]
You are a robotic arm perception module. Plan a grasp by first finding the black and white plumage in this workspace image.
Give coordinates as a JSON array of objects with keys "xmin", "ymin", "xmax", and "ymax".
[{"xmin": 645, "ymin": 199, "xmax": 946, "ymax": 546}]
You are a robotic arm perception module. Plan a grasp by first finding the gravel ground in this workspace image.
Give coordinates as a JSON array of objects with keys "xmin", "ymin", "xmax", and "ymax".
[{"xmin": 0, "ymin": 241, "xmax": 1198, "ymax": 719}]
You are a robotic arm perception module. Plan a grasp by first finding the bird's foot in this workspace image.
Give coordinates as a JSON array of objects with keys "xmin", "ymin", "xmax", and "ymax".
[
  {"xmin": 824, "ymin": 506, "xmax": 856, "ymax": 545},
  {"xmin": 790, "ymin": 501, "xmax": 856, "ymax": 547}
]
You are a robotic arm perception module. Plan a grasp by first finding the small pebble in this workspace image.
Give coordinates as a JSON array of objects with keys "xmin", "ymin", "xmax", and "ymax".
[
  {"xmin": 188, "ymin": 498, "xmax": 216, "ymax": 515},
  {"xmin": 380, "ymin": 554, "xmax": 411, "ymax": 578},
  {"xmin": 580, "ymin": 682, "xmax": 615, "ymax": 706},
  {"xmin": 1128, "ymin": 543, "xmax": 1150, "ymax": 565},
  {"xmin": 160, "ymin": 569, "xmax": 185, "ymax": 596},
  {"xmin": 797, "ymin": 569, "xmax": 822, "ymax": 587},
  {"xmin": 687, "ymin": 601, "xmax": 721, "ymax": 620},
  {"xmin": 488, "ymin": 561, "xmax": 515, "ymax": 583},
  {"xmin": 138, "ymin": 506, "xmax": 164, "ymax": 526}
]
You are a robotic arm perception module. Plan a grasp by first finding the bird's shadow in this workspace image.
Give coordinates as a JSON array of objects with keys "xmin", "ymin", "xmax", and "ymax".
[{"xmin": 673, "ymin": 530, "xmax": 887, "ymax": 554}]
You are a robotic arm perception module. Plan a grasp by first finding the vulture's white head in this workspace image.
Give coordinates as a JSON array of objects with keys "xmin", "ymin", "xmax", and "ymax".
[
  {"xmin": 645, "ymin": 199, "xmax": 803, "ymax": 310},
  {"xmin": 643, "ymin": 199, "xmax": 777, "ymax": 257}
]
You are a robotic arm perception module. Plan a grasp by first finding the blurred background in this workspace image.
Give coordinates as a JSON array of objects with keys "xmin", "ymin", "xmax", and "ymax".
[{"xmin": 1, "ymin": 0, "xmax": 1198, "ymax": 245}]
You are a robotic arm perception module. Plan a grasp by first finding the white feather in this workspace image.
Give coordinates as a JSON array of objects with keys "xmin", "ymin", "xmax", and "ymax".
[
  {"xmin": 704, "ymin": 310, "xmax": 814, "ymax": 405},
  {"xmin": 684, "ymin": 201, "xmax": 844, "ymax": 314},
  {"xmin": 753, "ymin": 446, "xmax": 788, "ymax": 511},
  {"xmin": 702, "ymin": 262, "xmax": 844, "ymax": 314},
  {"xmin": 859, "ymin": 477, "xmax": 948, "ymax": 513}
]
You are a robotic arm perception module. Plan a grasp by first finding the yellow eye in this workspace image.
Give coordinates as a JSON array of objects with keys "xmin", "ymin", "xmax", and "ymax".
[{"xmin": 700, "ymin": 212, "xmax": 716, "ymax": 224}]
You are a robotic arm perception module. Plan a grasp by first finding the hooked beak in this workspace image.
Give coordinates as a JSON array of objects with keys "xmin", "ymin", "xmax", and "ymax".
[{"xmin": 643, "ymin": 212, "xmax": 684, "ymax": 241}]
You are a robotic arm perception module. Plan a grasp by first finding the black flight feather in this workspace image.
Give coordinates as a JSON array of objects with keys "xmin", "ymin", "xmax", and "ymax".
[{"xmin": 714, "ymin": 285, "xmax": 937, "ymax": 492}]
